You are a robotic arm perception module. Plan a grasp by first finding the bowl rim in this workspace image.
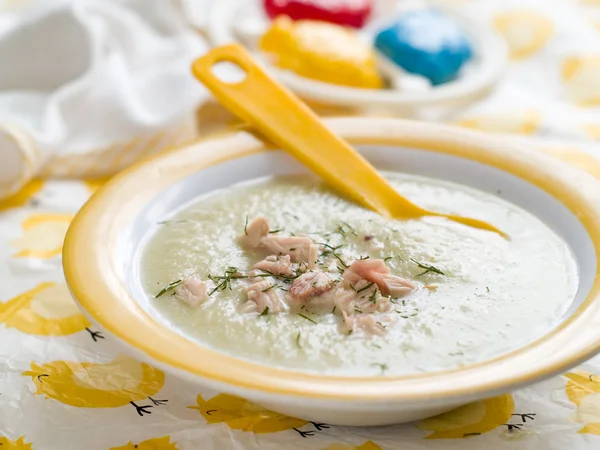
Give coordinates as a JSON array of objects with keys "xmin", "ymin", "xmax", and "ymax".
[
  {"xmin": 63, "ymin": 118, "xmax": 600, "ymax": 403},
  {"xmin": 207, "ymin": 0, "xmax": 508, "ymax": 108}
]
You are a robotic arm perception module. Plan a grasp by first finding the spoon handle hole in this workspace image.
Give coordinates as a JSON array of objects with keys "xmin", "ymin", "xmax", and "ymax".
[{"xmin": 210, "ymin": 60, "xmax": 248, "ymax": 85}]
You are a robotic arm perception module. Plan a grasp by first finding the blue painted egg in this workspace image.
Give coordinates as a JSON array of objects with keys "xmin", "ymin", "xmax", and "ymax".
[{"xmin": 374, "ymin": 9, "xmax": 473, "ymax": 86}]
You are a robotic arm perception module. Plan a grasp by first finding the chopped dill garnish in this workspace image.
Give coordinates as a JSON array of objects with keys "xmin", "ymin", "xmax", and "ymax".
[
  {"xmin": 347, "ymin": 329, "xmax": 353, "ymax": 335},
  {"xmin": 334, "ymin": 254, "xmax": 349, "ymax": 268},
  {"xmin": 332, "ymin": 306, "xmax": 336, "ymax": 314},
  {"xmin": 262, "ymin": 285, "xmax": 274, "ymax": 292},
  {"xmin": 350, "ymin": 284, "xmax": 358, "ymax": 292},
  {"xmin": 486, "ymin": 286, "xmax": 490, "ymax": 293},
  {"xmin": 269, "ymin": 228, "xmax": 283, "ymax": 234},
  {"xmin": 255, "ymin": 268, "xmax": 302, "ymax": 283},
  {"xmin": 373, "ymin": 344, "xmax": 382, "ymax": 349},
  {"xmin": 354, "ymin": 307, "xmax": 363, "ymax": 313},
  {"xmin": 284, "ymin": 212, "xmax": 300, "ymax": 220},
  {"xmin": 383, "ymin": 256, "xmax": 394, "ymax": 262},
  {"xmin": 358, "ymin": 255, "xmax": 370, "ymax": 260},
  {"xmin": 157, "ymin": 220, "xmax": 189, "ymax": 225},
  {"xmin": 296, "ymin": 332, "xmax": 301, "ymax": 348},
  {"xmin": 289, "ymin": 247, "xmax": 296, "ymax": 251},
  {"xmin": 318, "ymin": 242, "xmax": 350, "ymax": 269},
  {"xmin": 369, "ymin": 288, "xmax": 378, "ymax": 304},
  {"xmin": 243, "ymin": 216, "xmax": 249, "ymax": 235},
  {"xmin": 372, "ymin": 363, "xmax": 388, "ymax": 373},
  {"xmin": 260, "ymin": 306, "xmax": 269, "ymax": 316},
  {"xmin": 298, "ymin": 313, "xmax": 317, "ymax": 324},
  {"xmin": 357, "ymin": 282, "xmax": 375, "ymax": 294},
  {"xmin": 410, "ymin": 258, "xmax": 445, "ymax": 277},
  {"xmin": 338, "ymin": 221, "xmax": 358, "ymax": 236},
  {"xmin": 208, "ymin": 267, "xmax": 248, "ymax": 295},
  {"xmin": 318, "ymin": 242, "xmax": 344, "ymax": 251},
  {"xmin": 155, "ymin": 279, "xmax": 183, "ymax": 298}
]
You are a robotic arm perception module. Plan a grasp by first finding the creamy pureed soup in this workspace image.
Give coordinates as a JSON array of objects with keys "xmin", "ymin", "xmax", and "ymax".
[{"xmin": 141, "ymin": 174, "xmax": 578, "ymax": 377}]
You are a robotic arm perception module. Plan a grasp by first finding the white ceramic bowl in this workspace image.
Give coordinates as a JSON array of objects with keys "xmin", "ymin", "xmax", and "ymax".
[
  {"xmin": 207, "ymin": 0, "xmax": 508, "ymax": 116},
  {"xmin": 64, "ymin": 118, "xmax": 600, "ymax": 426}
]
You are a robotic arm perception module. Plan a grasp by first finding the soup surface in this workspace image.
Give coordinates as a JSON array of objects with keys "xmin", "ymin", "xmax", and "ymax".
[{"xmin": 141, "ymin": 174, "xmax": 577, "ymax": 377}]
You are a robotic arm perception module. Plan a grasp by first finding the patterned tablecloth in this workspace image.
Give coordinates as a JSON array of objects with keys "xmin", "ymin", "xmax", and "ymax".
[{"xmin": 4, "ymin": 0, "xmax": 600, "ymax": 449}]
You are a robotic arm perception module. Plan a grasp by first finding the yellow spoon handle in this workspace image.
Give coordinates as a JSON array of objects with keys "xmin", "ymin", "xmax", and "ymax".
[{"xmin": 191, "ymin": 44, "xmax": 415, "ymax": 218}]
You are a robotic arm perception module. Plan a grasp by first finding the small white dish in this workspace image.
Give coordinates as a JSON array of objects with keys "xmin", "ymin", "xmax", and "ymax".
[{"xmin": 207, "ymin": 0, "xmax": 508, "ymax": 117}]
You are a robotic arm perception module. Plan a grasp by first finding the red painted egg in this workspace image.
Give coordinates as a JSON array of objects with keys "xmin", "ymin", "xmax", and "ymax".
[{"xmin": 263, "ymin": 0, "xmax": 373, "ymax": 29}]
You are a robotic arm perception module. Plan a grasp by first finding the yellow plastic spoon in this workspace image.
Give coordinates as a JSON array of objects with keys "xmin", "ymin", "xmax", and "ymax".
[{"xmin": 191, "ymin": 44, "xmax": 505, "ymax": 237}]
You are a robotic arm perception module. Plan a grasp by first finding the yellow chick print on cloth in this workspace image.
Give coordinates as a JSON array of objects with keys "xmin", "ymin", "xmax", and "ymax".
[
  {"xmin": 0, "ymin": 179, "xmax": 43, "ymax": 212},
  {"xmin": 455, "ymin": 110, "xmax": 541, "ymax": 135},
  {"xmin": 417, "ymin": 394, "xmax": 515, "ymax": 439},
  {"xmin": 565, "ymin": 371, "xmax": 600, "ymax": 435},
  {"xmin": 0, "ymin": 437, "xmax": 33, "ymax": 450},
  {"xmin": 321, "ymin": 441, "xmax": 381, "ymax": 450},
  {"xmin": 494, "ymin": 11, "xmax": 554, "ymax": 59},
  {"xmin": 562, "ymin": 56, "xmax": 600, "ymax": 106},
  {"xmin": 83, "ymin": 177, "xmax": 112, "ymax": 194},
  {"xmin": 111, "ymin": 436, "xmax": 176, "ymax": 450},
  {"xmin": 541, "ymin": 147, "xmax": 600, "ymax": 179},
  {"xmin": 260, "ymin": 16, "xmax": 383, "ymax": 89},
  {"xmin": 0, "ymin": 282, "xmax": 103, "ymax": 340},
  {"xmin": 11, "ymin": 213, "xmax": 73, "ymax": 258},
  {"xmin": 188, "ymin": 393, "xmax": 315, "ymax": 435},
  {"xmin": 22, "ymin": 354, "xmax": 168, "ymax": 416}
]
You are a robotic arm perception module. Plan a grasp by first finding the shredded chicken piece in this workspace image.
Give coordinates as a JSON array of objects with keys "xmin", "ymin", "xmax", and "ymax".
[
  {"xmin": 174, "ymin": 276, "xmax": 208, "ymax": 307},
  {"xmin": 239, "ymin": 217, "xmax": 317, "ymax": 265},
  {"xmin": 355, "ymin": 315, "xmax": 386, "ymax": 336},
  {"xmin": 333, "ymin": 288, "xmax": 355, "ymax": 316},
  {"xmin": 342, "ymin": 310, "xmax": 354, "ymax": 333},
  {"xmin": 239, "ymin": 217, "xmax": 270, "ymax": 249},
  {"xmin": 341, "ymin": 309, "xmax": 387, "ymax": 336},
  {"xmin": 344, "ymin": 259, "xmax": 389, "ymax": 287},
  {"xmin": 377, "ymin": 273, "xmax": 416, "ymax": 297},
  {"xmin": 344, "ymin": 259, "xmax": 416, "ymax": 297},
  {"xmin": 307, "ymin": 244, "xmax": 319, "ymax": 270},
  {"xmin": 252, "ymin": 254, "xmax": 294, "ymax": 276},
  {"xmin": 260, "ymin": 234, "xmax": 313, "ymax": 262},
  {"xmin": 289, "ymin": 271, "xmax": 334, "ymax": 302},
  {"xmin": 244, "ymin": 280, "xmax": 282, "ymax": 313}
]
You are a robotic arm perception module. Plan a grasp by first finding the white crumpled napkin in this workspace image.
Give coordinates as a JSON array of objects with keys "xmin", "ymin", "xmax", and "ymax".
[{"xmin": 0, "ymin": 0, "xmax": 208, "ymax": 198}]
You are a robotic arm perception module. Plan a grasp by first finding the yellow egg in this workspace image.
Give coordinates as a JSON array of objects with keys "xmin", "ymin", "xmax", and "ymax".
[
  {"xmin": 495, "ymin": 11, "xmax": 553, "ymax": 59},
  {"xmin": 260, "ymin": 16, "xmax": 383, "ymax": 89},
  {"xmin": 12, "ymin": 213, "xmax": 74, "ymax": 258}
]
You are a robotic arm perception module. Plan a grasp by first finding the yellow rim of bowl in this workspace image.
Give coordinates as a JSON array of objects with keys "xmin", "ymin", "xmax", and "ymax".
[{"xmin": 64, "ymin": 118, "xmax": 600, "ymax": 402}]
